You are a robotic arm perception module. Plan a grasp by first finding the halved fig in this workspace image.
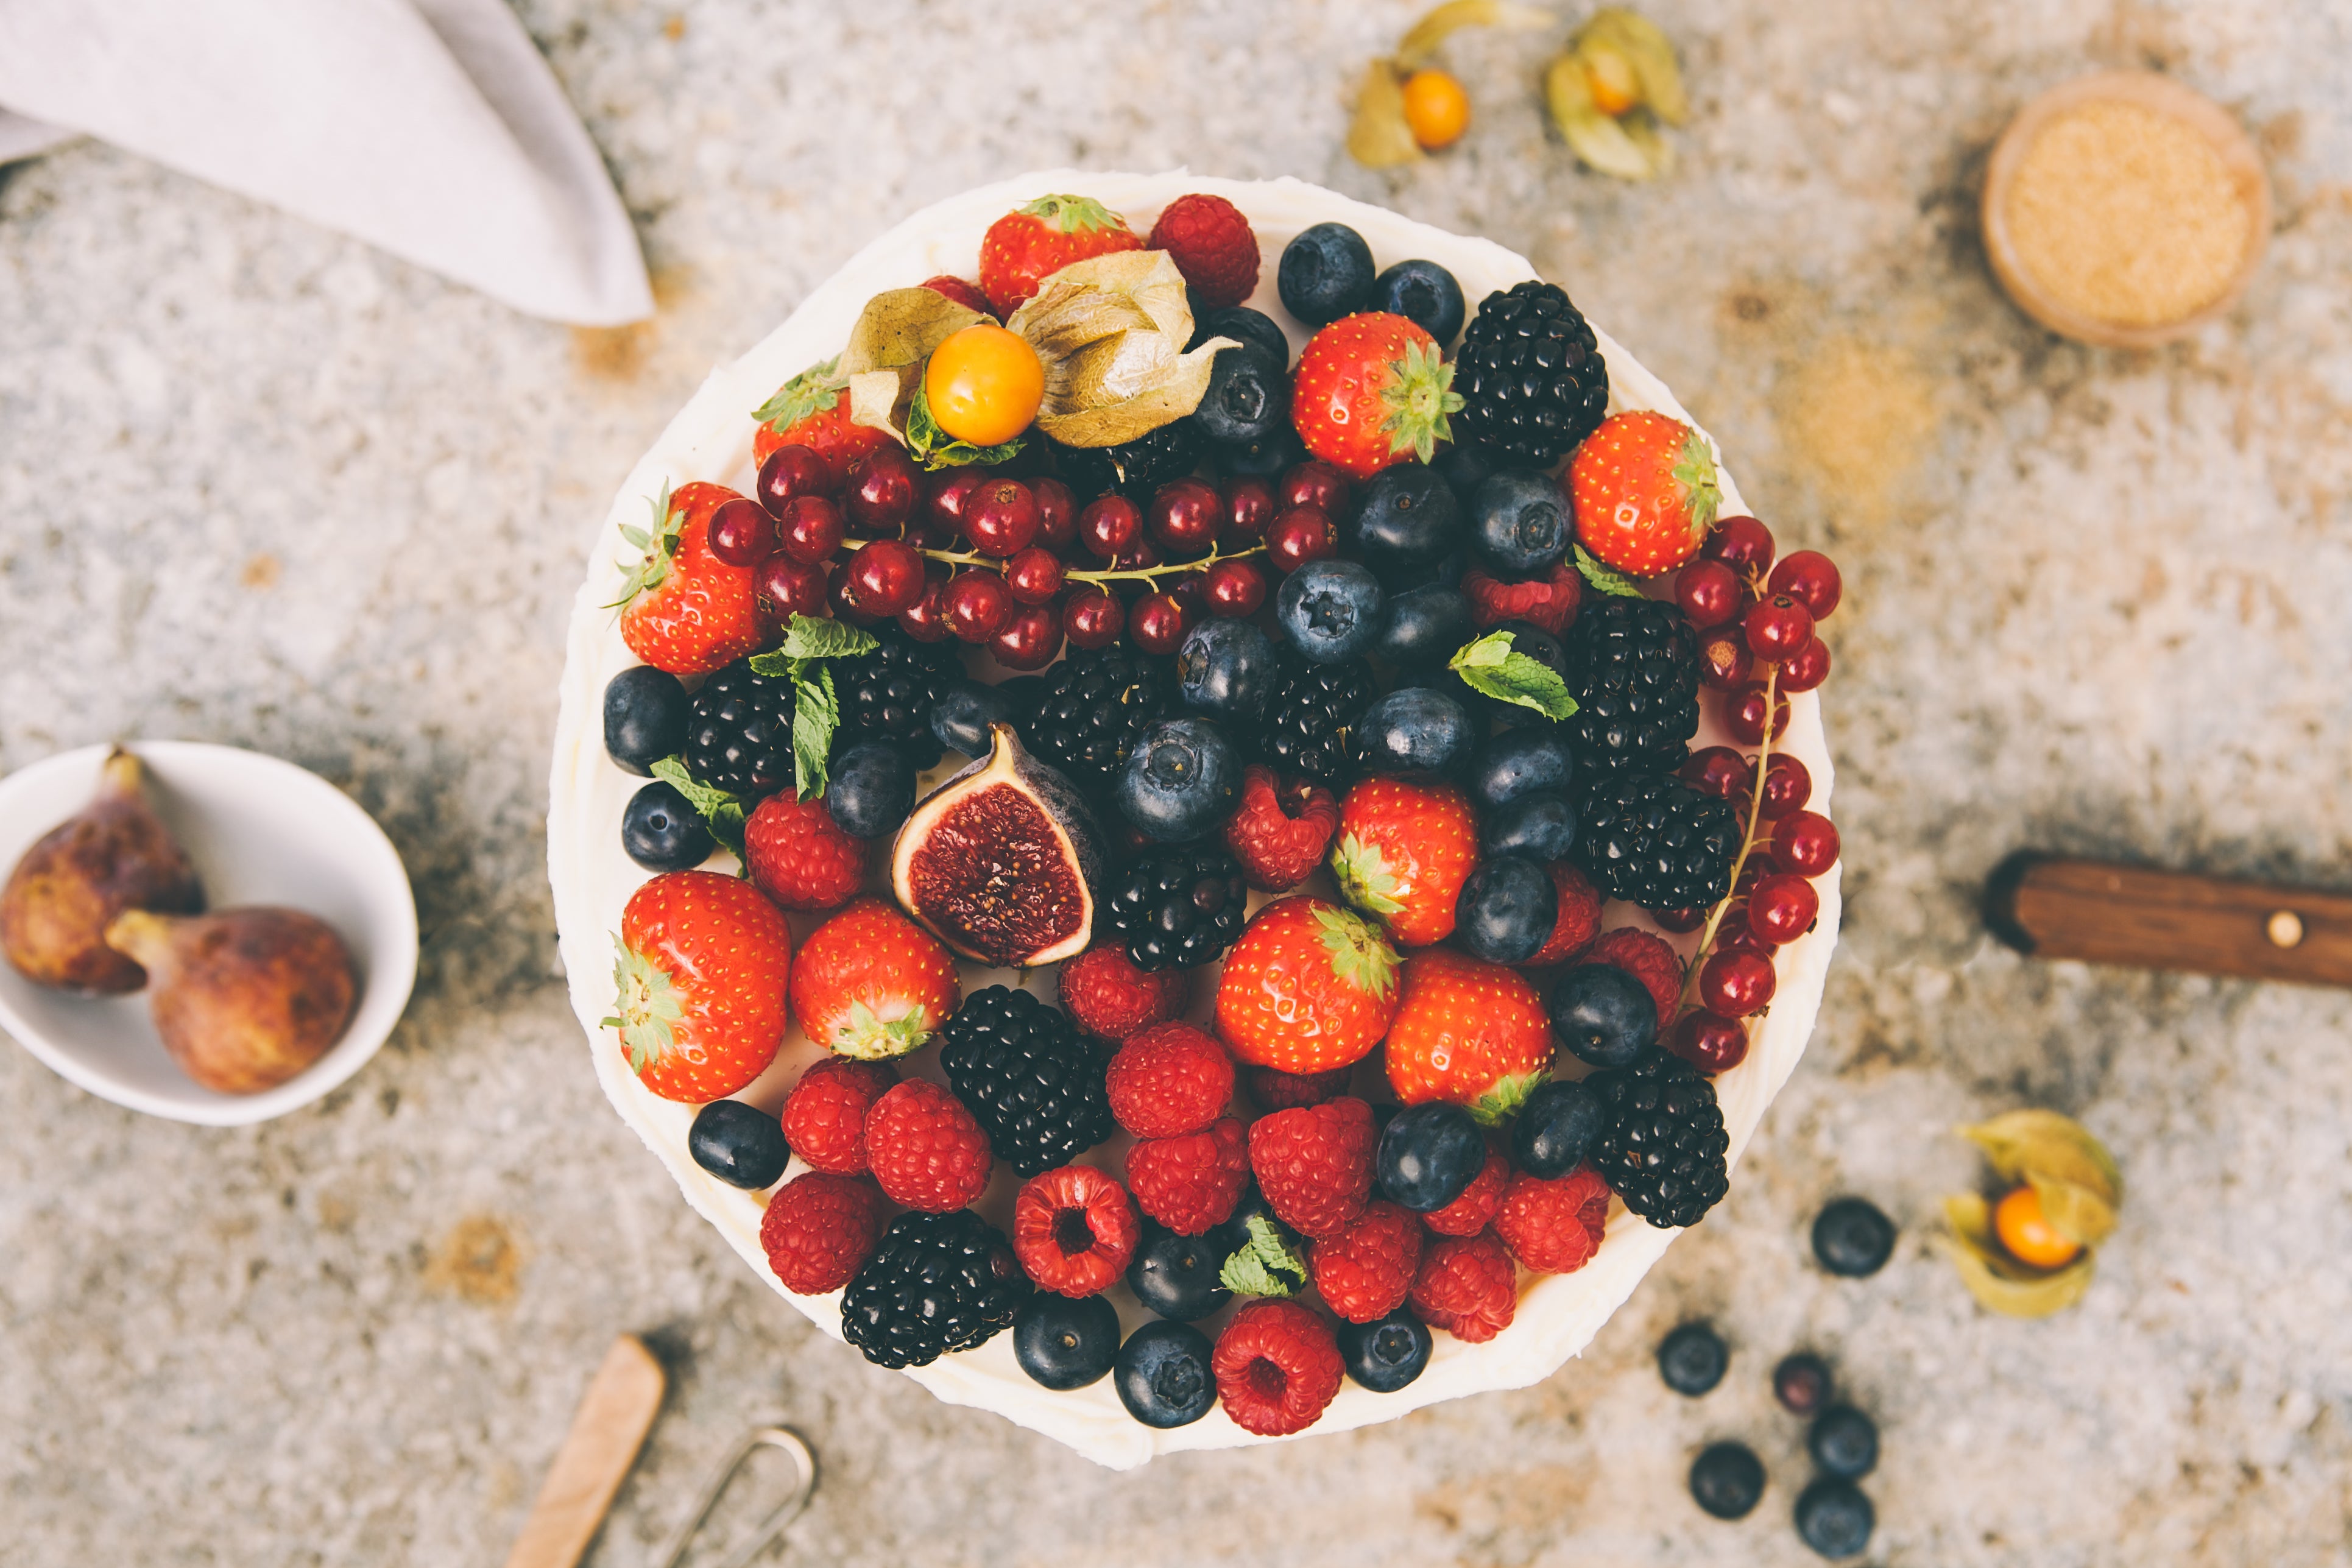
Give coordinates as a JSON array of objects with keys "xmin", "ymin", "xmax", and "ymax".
[{"xmin": 890, "ymin": 723, "xmax": 1104, "ymax": 968}]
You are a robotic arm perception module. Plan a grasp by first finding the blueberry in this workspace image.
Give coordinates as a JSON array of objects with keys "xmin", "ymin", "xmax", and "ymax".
[
  {"xmin": 1794, "ymin": 1478, "xmax": 1875, "ymax": 1558},
  {"xmin": 825, "ymin": 741, "xmax": 914, "ymax": 839},
  {"xmin": 1277, "ymin": 222, "xmax": 1376, "ymax": 326},
  {"xmin": 1353, "ymin": 686, "xmax": 1475, "ymax": 777},
  {"xmin": 1190, "ymin": 344, "xmax": 1291, "ymax": 447},
  {"xmin": 930, "ymin": 681, "xmax": 1013, "ymax": 758},
  {"xmin": 604, "ymin": 665, "xmax": 690, "ymax": 776},
  {"xmin": 687, "ymin": 1099, "xmax": 789, "ymax": 1190},
  {"xmin": 1435, "ymin": 442, "xmax": 1499, "ymax": 507},
  {"xmin": 1480, "ymin": 792, "xmax": 1577, "ymax": 861},
  {"xmin": 1126, "ymin": 1220, "xmax": 1234, "ymax": 1321},
  {"xmin": 1454, "ymin": 856, "xmax": 1558, "ymax": 964},
  {"xmin": 1512, "ymin": 1078, "xmax": 1605, "ymax": 1178},
  {"xmin": 1811, "ymin": 1197, "xmax": 1896, "ymax": 1277},
  {"xmin": 1774, "ymin": 1352, "xmax": 1834, "ymax": 1415},
  {"xmin": 1689, "ymin": 1441, "xmax": 1767, "ymax": 1520},
  {"xmin": 1192, "ymin": 304, "xmax": 1291, "ymax": 366},
  {"xmin": 1469, "ymin": 620, "xmax": 1569, "ymax": 727},
  {"xmin": 1377, "ymin": 585, "xmax": 1473, "ymax": 668},
  {"xmin": 1468, "ymin": 728, "xmax": 1575, "ymax": 810},
  {"xmin": 1470, "ymin": 469, "xmax": 1572, "ymax": 574},
  {"xmin": 1808, "ymin": 1405, "xmax": 1879, "ymax": 1480},
  {"xmin": 1215, "ymin": 426, "xmax": 1309, "ymax": 479},
  {"xmin": 1338, "ymin": 1307, "xmax": 1433, "ymax": 1393},
  {"xmin": 1346, "ymin": 462, "xmax": 1464, "ymax": 579},
  {"xmin": 1276, "ymin": 559, "xmax": 1386, "ymax": 664},
  {"xmin": 623, "ymin": 781, "xmax": 715, "ymax": 872},
  {"xmin": 1658, "ymin": 1321, "xmax": 1728, "ymax": 1396},
  {"xmin": 1114, "ymin": 1319, "xmax": 1217, "ymax": 1428},
  {"xmin": 1376, "ymin": 1101, "xmax": 1486, "ymax": 1212},
  {"xmin": 1371, "ymin": 259, "xmax": 1466, "ymax": 346},
  {"xmin": 1176, "ymin": 618, "xmax": 1276, "ymax": 724},
  {"xmin": 1548, "ymin": 964, "xmax": 1658, "ymax": 1068},
  {"xmin": 1013, "ymin": 1292, "xmax": 1122, "ymax": 1390},
  {"xmin": 1113, "ymin": 718, "xmax": 1242, "ymax": 842}
]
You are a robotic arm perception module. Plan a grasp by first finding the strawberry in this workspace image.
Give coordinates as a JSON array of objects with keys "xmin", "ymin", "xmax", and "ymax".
[
  {"xmin": 1568, "ymin": 410, "xmax": 1723, "ymax": 577},
  {"xmin": 1125, "ymin": 1117, "xmax": 1249, "ymax": 1235},
  {"xmin": 1056, "ymin": 944, "xmax": 1190, "ymax": 1042},
  {"xmin": 1223, "ymin": 766, "xmax": 1339, "ymax": 893},
  {"xmin": 1462, "ymin": 559, "xmax": 1582, "ymax": 636},
  {"xmin": 1493, "ymin": 1167, "xmax": 1612, "ymax": 1274},
  {"xmin": 613, "ymin": 481, "xmax": 766, "ymax": 677},
  {"xmin": 1574, "ymin": 927, "xmax": 1683, "ymax": 1026},
  {"xmin": 1522, "ymin": 860, "xmax": 1605, "ymax": 968},
  {"xmin": 920, "ymin": 275, "xmax": 995, "ymax": 316},
  {"xmin": 1307, "ymin": 1201, "xmax": 1424, "ymax": 1324},
  {"xmin": 1383, "ymin": 948, "xmax": 1554, "ymax": 1120},
  {"xmin": 607, "ymin": 869, "xmax": 793, "ymax": 1103},
  {"xmin": 1248, "ymin": 1096, "xmax": 1375, "ymax": 1240},
  {"xmin": 977, "ymin": 194, "xmax": 1143, "ymax": 317},
  {"xmin": 1329, "ymin": 777, "xmax": 1478, "ymax": 948},
  {"xmin": 1146, "ymin": 194, "xmax": 1260, "ymax": 310},
  {"xmin": 788, "ymin": 897, "xmax": 960, "ymax": 1060},
  {"xmin": 1290, "ymin": 312, "xmax": 1463, "ymax": 481},
  {"xmin": 750, "ymin": 358, "xmax": 896, "ymax": 482},
  {"xmin": 1213, "ymin": 897, "xmax": 1399, "ymax": 1075}
]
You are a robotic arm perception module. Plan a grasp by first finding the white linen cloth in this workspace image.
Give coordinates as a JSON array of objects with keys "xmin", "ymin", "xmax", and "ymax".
[{"xmin": 0, "ymin": 0, "xmax": 653, "ymax": 324}]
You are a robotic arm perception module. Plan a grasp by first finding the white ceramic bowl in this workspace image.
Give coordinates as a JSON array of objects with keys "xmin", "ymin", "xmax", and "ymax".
[{"xmin": 0, "ymin": 741, "xmax": 418, "ymax": 1125}]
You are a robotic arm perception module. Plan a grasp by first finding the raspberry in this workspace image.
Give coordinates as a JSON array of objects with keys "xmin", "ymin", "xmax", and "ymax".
[
  {"xmin": 1408, "ymin": 1230, "xmax": 1519, "ymax": 1343},
  {"xmin": 1421, "ymin": 1142, "xmax": 1508, "ymax": 1237},
  {"xmin": 1305, "ymin": 1200, "xmax": 1424, "ymax": 1324},
  {"xmin": 1146, "ymin": 193, "xmax": 1261, "ymax": 311},
  {"xmin": 1493, "ymin": 1167, "xmax": 1612, "ymax": 1274},
  {"xmin": 781, "ymin": 1057, "xmax": 895, "ymax": 1175},
  {"xmin": 863, "ymin": 1079, "xmax": 993, "ymax": 1212},
  {"xmin": 758, "ymin": 1171, "xmax": 885, "ymax": 1294},
  {"xmin": 1055, "ymin": 944, "xmax": 1191, "ymax": 1042},
  {"xmin": 1222, "ymin": 766, "xmax": 1340, "ymax": 893},
  {"xmin": 743, "ymin": 795, "xmax": 866, "ymax": 912},
  {"xmin": 1012, "ymin": 1165, "xmax": 1140, "ymax": 1298},
  {"xmin": 1463, "ymin": 559, "xmax": 1582, "ymax": 636},
  {"xmin": 921, "ymin": 274, "xmax": 995, "ymax": 316},
  {"xmin": 1125, "ymin": 1117, "xmax": 1249, "ymax": 1235},
  {"xmin": 1106, "ymin": 1022, "xmax": 1235, "ymax": 1138},
  {"xmin": 1211, "ymin": 1298, "xmax": 1344, "ymax": 1437},
  {"xmin": 1522, "ymin": 861, "xmax": 1605, "ymax": 968},
  {"xmin": 1245, "ymin": 1064, "xmax": 1353, "ymax": 1113},
  {"xmin": 1576, "ymin": 927, "xmax": 1684, "ymax": 1028},
  {"xmin": 1248, "ymin": 1097, "xmax": 1375, "ymax": 1240}
]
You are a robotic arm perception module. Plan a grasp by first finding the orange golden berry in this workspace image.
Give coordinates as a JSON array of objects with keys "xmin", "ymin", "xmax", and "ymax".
[
  {"xmin": 924, "ymin": 323, "xmax": 1044, "ymax": 447},
  {"xmin": 1993, "ymin": 1184, "xmax": 2082, "ymax": 1270},
  {"xmin": 1402, "ymin": 69, "xmax": 1472, "ymax": 151}
]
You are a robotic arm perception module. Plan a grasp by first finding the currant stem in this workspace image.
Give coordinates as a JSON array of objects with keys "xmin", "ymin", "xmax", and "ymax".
[
  {"xmin": 839, "ymin": 535, "xmax": 1269, "ymax": 585},
  {"xmin": 1676, "ymin": 660, "xmax": 1781, "ymax": 1020}
]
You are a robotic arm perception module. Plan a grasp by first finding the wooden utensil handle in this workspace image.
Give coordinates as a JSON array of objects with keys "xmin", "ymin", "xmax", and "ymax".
[
  {"xmin": 1986, "ymin": 853, "xmax": 2352, "ymax": 987},
  {"xmin": 503, "ymin": 1335, "xmax": 668, "ymax": 1568}
]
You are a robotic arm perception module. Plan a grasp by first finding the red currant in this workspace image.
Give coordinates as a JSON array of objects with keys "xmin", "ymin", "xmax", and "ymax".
[
  {"xmin": 919, "ymin": 467, "xmax": 984, "ymax": 542},
  {"xmin": 991, "ymin": 604, "xmax": 1062, "ymax": 670},
  {"xmin": 1221, "ymin": 476, "xmax": 1277, "ymax": 546},
  {"xmin": 895, "ymin": 570, "xmax": 954, "ymax": 643},
  {"xmin": 754, "ymin": 554, "xmax": 828, "ymax": 628},
  {"xmin": 1779, "ymin": 637, "xmax": 1831, "ymax": 693},
  {"xmin": 964, "ymin": 478, "xmax": 1040, "ymax": 557},
  {"xmin": 1004, "ymin": 547, "xmax": 1065, "ymax": 606},
  {"xmin": 1682, "ymin": 746, "xmax": 1751, "ymax": 800},
  {"xmin": 1149, "ymin": 478, "xmax": 1221, "ymax": 556},
  {"xmin": 845, "ymin": 445, "xmax": 918, "ymax": 535},
  {"xmin": 1773, "ymin": 811, "xmax": 1840, "ymax": 877},
  {"xmin": 1698, "ymin": 948, "xmax": 1776, "ymax": 1017},
  {"xmin": 1279, "ymin": 460, "xmax": 1351, "ymax": 517},
  {"xmin": 1651, "ymin": 905, "xmax": 1709, "ymax": 934},
  {"xmin": 1032, "ymin": 476, "xmax": 1078, "ymax": 552},
  {"xmin": 844, "ymin": 538, "xmax": 925, "ymax": 617},
  {"xmin": 1695, "ymin": 623, "xmax": 1753, "ymax": 690},
  {"xmin": 827, "ymin": 562, "xmax": 879, "ymax": 625},
  {"xmin": 1759, "ymin": 754, "xmax": 1811, "ymax": 819},
  {"xmin": 707, "ymin": 497, "xmax": 775, "ymax": 568},
  {"xmin": 1744, "ymin": 593, "xmax": 1815, "ymax": 663},
  {"xmin": 1748, "ymin": 873, "xmax": 1820, "ymax": 945},
  {"xmin": 1168, "ymin": 571, "xmax": 1208, "ymax": 616},
  {"xmin": 1702, "ymin": 514, "xmax": 1775, "ymax": 577},
  {"xmin": 778, "ymin": 495, "xmax": 846, "ymax": 565},
  {"xmin": 944, "ymin": 571, "xmax": 1014, "ymax": 642},
  {"xmin": 755, "ymin": 443, "xmax": 835, "ymax": 515},
  {"xmin": 1062, "ymin": 586, "xmax": 1123, "ymax": 649},
  {"xmin": 1203, "ymin": 557, "xmax": 1269, "ymax": 618},
  {"xmin": 1724, "ymin": 682, "xmax": 1790, "ymax": 746},
  {"xmin": 1111, "ymin": 534, "xmax": 1162, "ymax": 574},
  {"xmin": 1672, "ymin": 1011, "xmax": 1750, "ymax": 1074},
  {"xmin": 1266, "ymin": 504, "xmax": 1336, "ymax": 573},
  {"xmin": 1079, "ymin": 496, "xmax": 1142, "ymax": 561},
  {"xmin": 1768, "ymin": 549, "xmax": 1842, "ymax": 620},
  {"xmin": 1131, "ymin": 592, "xmax": 1192, "ymax": 655},
  {"xmin": 1675, "ymin": 559, "xmax": 1743, "ymax": 628},
  {"xmin": 1716, "ymin": 903, "xmax": 1776, "ymax": 958}
]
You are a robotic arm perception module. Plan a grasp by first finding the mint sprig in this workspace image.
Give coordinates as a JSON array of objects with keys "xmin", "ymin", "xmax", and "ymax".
[
  {"xmin": 1449, "ymin": 630, "xmax": 1578, "ymax": 721},
  {"xmin": 905, "ymin": 378, "xmax": 1025, "ymax": 471},
  {"xmin": 1573, "ymin": 543, "xmax": 1646, "ymax": 599},
  {"xmin": 650, "ymin": 757, "xmax": 746, "ymax": 858},
  {"xmin": 1218, "ymin": 1213, "xmax": 1308, "ymax": 1299},
  {"xmin": 748, "ymin": 613, "xmax": 881, "ymax": 800}
]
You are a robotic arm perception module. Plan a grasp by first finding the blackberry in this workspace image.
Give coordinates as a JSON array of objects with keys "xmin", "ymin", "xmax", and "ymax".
[
  {"xmin": 841, "ymin": 1210, "xmax": 1030, "ymax": 1369},
  {"xmin": 1051, "ymin": 423, "xmax": 1204, "ymax": 503},
  {"xmin": 1578, "ymin": 774, "xmax": 1741, "ymax": 911},
  {"xmin": 1450, "ymin": 281, "xmax": 1611, "ymax": 467},
  {"xmin": 1104, "ymin": 847, "xmax": 1248, "ymax": 971},
  {"xmin": 939, "ymin": 986, "xmax": 1115, "ymax": 1177},
  {"xmin": 830, "ymin": 626, "xmax": 958, "ymax": 770},
  {"xmin": 683, "ymin": 659, "xmax": 795, "ymax": 797},
  {"xmin": 1017, "ymin": 641, "xmax": 1171, "ymax": 793},
  {"xmin": 1589, "ymin": 1048, "xmax": 1730, "ymax": 1229},
  {"xmin": 1564, "ymin": 596, "xmax": 1700, "ymax": 787},
  {"xmin": 1257, "ymin": 642, "xmax": 1378, "ymax": 786}
]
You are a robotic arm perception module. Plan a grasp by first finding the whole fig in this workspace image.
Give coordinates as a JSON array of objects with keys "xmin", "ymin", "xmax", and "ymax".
[
  {"xmin": 103, "ymin": 907, "xmax": 356, "ymax": 1094},
  {"xmin": 2, "ymin": 749, "xmax": 202, "ymax": 993}
]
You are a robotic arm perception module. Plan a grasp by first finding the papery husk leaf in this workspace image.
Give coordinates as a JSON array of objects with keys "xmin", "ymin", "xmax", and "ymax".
[
  {"xmin": 1547, "ymin": 55, "xmax": 1660, "ymax": 181},
  {"xmin": 1578, "ymin": 8, "xmax": 1687, "ymax": 124},
  {"xmin": 1958, "ymin": 1111, "xmax": 2124, "ymax": 1207},
  {"xmin": 2025, "ymin": 1171, "xmax": 2118, "ymax": 1248},
  {"xmin": 846, "ymin": 369, "xmax": 911, "ymax": 440},
  {"xmin": 1396, "ymin": 0, "xmax": 1555, "ymax": 71},
  {"xmin": 1349, "ymin": 61, "xmax": 1422, "ymax": 169},
  {"xmin": 837, "ymin": 288, "xmax": 989, "ymax": 442},
  {"xmin": 1008, "ymin": 250, "xmax": 1238, "ymax": 448},
  {"xmin": 1938, "ymin": 1196, "xmax": 2098, "ymax": 1318},
  {"xmin": 1619, "ymin": 110, "xmax": 1676, "ymax": 177}
]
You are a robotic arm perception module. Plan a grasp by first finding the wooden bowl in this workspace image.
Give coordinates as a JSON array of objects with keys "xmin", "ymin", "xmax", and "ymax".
[{"xmin": 1981, "ymin": 71, "xmax": 2271, "ymax": 348}]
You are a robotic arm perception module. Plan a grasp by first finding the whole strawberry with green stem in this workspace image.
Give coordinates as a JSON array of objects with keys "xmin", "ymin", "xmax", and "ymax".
[
  {"xmin": 788, "ymin": 897, "xmax": 961, "ymax": 1061},
  {"xmin": 978, "ymin": 194, "xmax": 1143, "ymax": 317},
  {"xmin": 1568, "ymin": 409, "xmax": 1723, "ymax": 577},
  {"xmin": 1383, "ymin": 947, "xmax": 1555, "ymax": 1120},
  {"xmin": 1290, "ymin": 312, "xmax": 1464, "ymax": 481},
  {"xmin": 750, "ymin": 357, "xmax": 897, "ymax": 483},
  {"xmin": 1329, "ymin": 777, "xmax": 1478, "ymax": 948},
  {"xmin": 613, "ymin": 480, "xmax": 766, "ymax": 677},
  {"xmin": 1214, "ymin": 896, "xmax": 1399, "ymax": 1075},
  {"xmin": 607, "ymin": 869, "xmax": 793, "ymax": 1103}
]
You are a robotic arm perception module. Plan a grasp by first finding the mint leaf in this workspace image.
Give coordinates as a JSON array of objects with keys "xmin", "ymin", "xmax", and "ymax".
[
  {"xmin": 650, "ymin": 757, "xmax": 745, "ymax": 857},
  {"xmin": 791, "ymin": 666, "xmax": 838, "ymax": 802},
  {"xmin": 905, "ymin": 378, "xmax": 1024, "ymax": 471},
  {"xmin": 1218, "ymin": 1213, "xmax": 1307, "ymax": 1298},
  {"xmin": 780, "ymin": 613, "xmax": 877, "ymax": 662},
  {"xmin": 1574, "ymin": 543, "xmax": 1646, "ymax": 598},
  {"xmin": 1449, "ymin": 631, "xmax": 1577, "ymax": 721}
]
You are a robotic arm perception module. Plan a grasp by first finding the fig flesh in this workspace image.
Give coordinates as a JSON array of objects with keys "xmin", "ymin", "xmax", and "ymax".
[
  {"xmin": 104, "ymin": 907, "xmax": 356, "ymax": 1095},
  {"xmin": 890, "ymin": 723, "xmax": 1104, "ymax": 967},
  {"xmin": 2, "ymin": 749, "xmax": 203, "ymax": 994}
]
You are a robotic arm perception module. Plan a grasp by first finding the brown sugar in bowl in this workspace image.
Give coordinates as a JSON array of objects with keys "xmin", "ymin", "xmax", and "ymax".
[{"xmin": 1981, "ymin": 71, "xmax": 2271, "ymax": 348}]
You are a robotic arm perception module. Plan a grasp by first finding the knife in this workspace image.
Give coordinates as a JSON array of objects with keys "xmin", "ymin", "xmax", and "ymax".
[{"xmin": 1985, "ymin": 852, "xmax": 2352, "ymax": 987}]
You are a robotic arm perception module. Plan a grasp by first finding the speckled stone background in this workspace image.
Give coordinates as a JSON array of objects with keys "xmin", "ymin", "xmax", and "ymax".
[{"xmin": 5, "ymin": 1, "xmax": 2350, "ymax": 1564}]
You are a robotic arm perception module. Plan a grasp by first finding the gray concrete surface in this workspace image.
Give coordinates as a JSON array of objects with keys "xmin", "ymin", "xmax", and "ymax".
[{"xmin": 5, "ymin": 1, "xmax": 2351, "ymax": 1563}]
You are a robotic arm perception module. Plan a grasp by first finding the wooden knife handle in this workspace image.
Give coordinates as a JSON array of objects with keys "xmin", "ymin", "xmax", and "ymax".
[
  {"xmin": 503, "ymin": 1335, "xmax": 668, "ymax": 1568},
  {"xmin": 1986, "ymin": 853, "xmax": 2352, "ymax": 987}
]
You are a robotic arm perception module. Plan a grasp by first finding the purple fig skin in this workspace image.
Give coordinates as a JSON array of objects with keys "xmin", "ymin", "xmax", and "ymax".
[
  {"xmin": 2, "ymin": 749, "xmax": 203, "ymax": 994},
  {"xmin": 103, "ymin": 906, "xmax": 356, "ymax": 1095}
]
